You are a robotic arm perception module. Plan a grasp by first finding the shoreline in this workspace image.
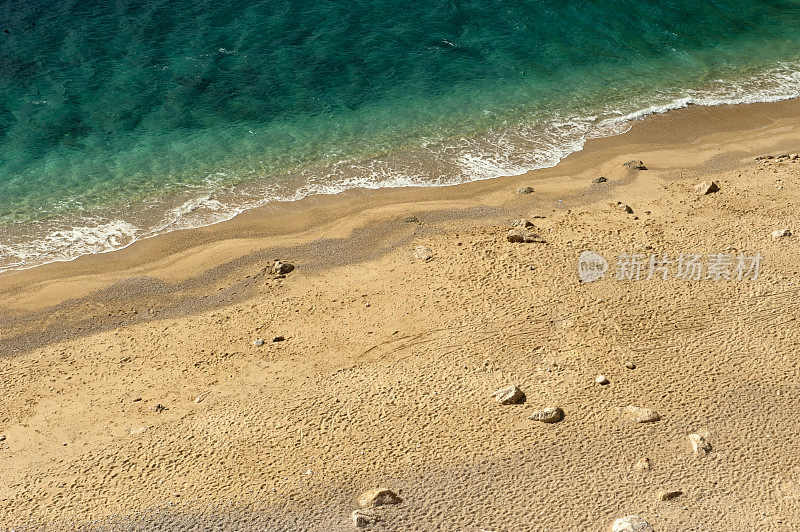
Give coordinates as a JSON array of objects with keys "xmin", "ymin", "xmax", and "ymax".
[
  {"xmin": 1, "ymin": 91, "xmax": 800, "ymax": 529},
  {"xmin": 1, "ymin": 97, "xmax": 799, "ymax": 314}
]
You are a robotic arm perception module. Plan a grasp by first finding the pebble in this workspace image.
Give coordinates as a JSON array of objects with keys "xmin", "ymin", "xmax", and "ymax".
[
  {"xmin": 616, "ymin": 202, "xmax": 634, "ymax": 214},
  {"xmin": 611, "ymin": 515, "xmax": 653, "ymax": 532},
  {"xmin": 624, "ymin": 361, "xmax": 636, "ymax": 370},
  {"xmin": 194, "ymin": 392, "xmax": 209, "ymax": 404},
  {"xmin": 623, "ymin": 160, "xmax": 647, "ymax": 170},
  {"xmin": 771, "ymin": 229, "xmax": 792, "ymax": 239},
  {"xmin": 528, "ymin": 406, "xmax": 564, "ymax": 423},
  {"xmin": 271, "ymin": 260, "xmax": 295, "ymax": 275},
  {"xmin": 516, "ymin": 186, "xmax": 535, "ymax": 195},
  {"xmin": 491, "ymin": 385, "xmax": 525, "ymax": 405},
  {"xmin": 593, "ymin": 176, "xmax": 608, "ymax": 183},
  {"xmin": 688, "ymin": 433, "xmax": 712, "ymax": 455},
  {"xmin": 413, "ymin": 246, "xmax": 434, "ymax": 262},
  {"xmin": 695, "ymin": 181, "xmax": 720, "ymax": 195},
  {"xmin": 622, "ymin": 406, "xmax": 660, "ymax": 423},
  {"xmin": 253, "ymin": 338, "xmax": 265, "ymax": 347},
  {"xmin": 595, "ymin": 375, "xmax": 609, "ymax": 385},
  {"xmin": 130, "ymin": 426, "xmax": 147, "ymax": 436},
  {"xmin": 791, "ymin": 153, "xmax": 798, "ymax": 160},
  {"xmin": 352, "ymin": 509, "xmax": 379, "ymax": 528},
  {"xmin": 509, "ymin": 218, "xmax": 534, "ymax": 228},
  {"xmin": 506, "ymin": 228, "xmax": 544, "ymax": 243},
  {"xmin": 0, "ymin": 435, "xmax": 5, "ymax": 442},
  {"xmin": 657, "ymin": 489, "xmax": 682, "ymax": 501},
  {"xmin": 633, "ymin": 457, "xmax": 651, "ymax": 471},
  {"xmin": 273, "ymin": 336, "xmax": 286, "ymax": 342},
  {"xmin": 358, "ymin": 488, "xmax": 402, "ymax": 508},
  {"xmin": 404, "ymin": 215, "xmax": 419, "ymax": 223}
]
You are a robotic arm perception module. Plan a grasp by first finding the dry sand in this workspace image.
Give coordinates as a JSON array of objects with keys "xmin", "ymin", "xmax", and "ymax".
[{"xmin": 2, "ymin": 99, "xmax": 800, "ymax": 530}]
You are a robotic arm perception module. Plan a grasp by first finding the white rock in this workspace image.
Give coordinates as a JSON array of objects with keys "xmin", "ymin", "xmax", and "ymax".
[
  {"xmin": 130, "ymin": 426, "xmax": 147, "ymax": 436},
  {"xmin": 611, "ymin": 515, "xmax": 653, "ymax": 532},
  {"xmin": 695, "ymin": 181, "xmax": 720, "ymax": 195},
  {"xmin": 528, "ymin": 406, "xmax": 564, "ymax": 423},
  {"xmin": 413, "ymin": 246, "xmax": 434, "ymax": 262},
  {"xmin": 595, "ymin": 375, "xmax": 609, "ymax": 385},
  {"xmin": 253, "ymin": 338, "xmax": 265, "ymax": 347},
  {"xmin": 271, "ymin": 260, "xmax": 295, "ymax": 275},
  {"xmin": 622, "ymin": 406, "xmax": 660, "ymax": 423},
  {"xmin": 688, "ymin": 433, "xmax": 712, "ymax": 455},
  {"xmin": 633, "ymin": 457, "xmax": 651, "ymax": 471},
  {"xmin": 491, "ymin": 385, "xmax": 525, "ymax": 405},
  {"xmin": 351, "ymin": 509, "xmax": 379, "ymax": 528},
  {"xmin": 772, "ymin": 229, "xmax": 792, "ymax": 239}
]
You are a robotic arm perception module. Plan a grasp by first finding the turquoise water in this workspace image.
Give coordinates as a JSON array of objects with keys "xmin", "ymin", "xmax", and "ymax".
[{"xmin": 2, "ymin": 0, "xmax": 800, "ymax": 270}]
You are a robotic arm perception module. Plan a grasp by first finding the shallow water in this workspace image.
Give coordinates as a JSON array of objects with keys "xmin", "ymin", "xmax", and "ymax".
[{"xmin": 2, "ymin": 0, "xmax": 800, "ymax": 270}]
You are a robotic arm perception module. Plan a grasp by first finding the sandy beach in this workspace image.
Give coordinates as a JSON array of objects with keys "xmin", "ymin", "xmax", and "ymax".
[{"xmin": 2, "ymin": 98, "xmax": 800, "ymax": 530}]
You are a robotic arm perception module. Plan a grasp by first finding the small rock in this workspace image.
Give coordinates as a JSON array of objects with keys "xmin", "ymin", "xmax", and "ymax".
[
  {"xmin": 194, "ymin": 392, "xmax": 209, "ymax": 404},
  {"xmin": 273, "ymin": 336, "xmax": 286, "ymax": 342},
  {"xmin": 0, "ymin": 435, "xmax": 5, "ymax": 442},
  {"xmin": 595, "ymin": 375, "xmax": 609, "ymax": 385},
  {"xmin": 253, "ymin": 338, "xmax": 265, "ymax": 347},
  {"xmin": 516, "ymin": 186, "xmax": 535, "ymax": 195},
  {"xmin": 413, "ymin": 246, "xmax": 434, "ymax": 262},
  {"xmin": 633, "ymin": 457, "xmax": 651, "ymax": 471},
  {"xmin": 506, "ymin": 228, "xmax": 544, "ymax": 243},
  {"xmin": 755, "ymin": 155, "xmax": 774, "ymax": 161},
  {"xmin": 491, "ymin": 385, "xmax": 525, "ymax": 405},
  {"xmin": 352, "ymin": 509, "xmax": 379, "ymax": 528},
  {"xmin": 509, "ymin": 218, "xmax": 534, "ymax": 228},
  {"xmin": 528, "ymin": 406, "xmax": 564, "ymax": 423},
  {"xmin": 154, "ymin": 404, "xmax": 168, "ymax": 413},
  {"xmin": 657, "ymin": 489, "xmax": 682, "ymax": 501},
  {"xmin": 688, "ymin": 433, "xmax": 712, "ymax": 455},
  {"xmin": 623, "ymin": 160, "xmax": 647, "ymax": 170},
  {"xmin": 624, "ymin": 361, "xmax": 636, "ymax": 370},
  {"xmin": 695, "ymin": 181, "xmax": 720, "ymax": 195},
  {"xmin": 772, "ymin": 229, "xmax": 792, "ymax": 239},
  {"xmin": 130, "ymin": 426, "xmax": 147, "ymax": 436},
  {"xmin": 271, "ymin": 260, "xmax": 295, "ymax": 275},
  {"xmin": 611, "ymin": 516, "xmax": 653, "ymax": 532},
  {"xmin": 616, "ymin": 202, "xmax": 634, "ymax": 214},
  {"xmin": 790, "ymin": 153, "xmax": 798, "ymax": 160},
  {"xmin": 622, "ymin": 406, "xmax": 660, "ymax": 423},
  {"xmin": 404, "ymin": 215, "xmax": 419, "ymax": 223},
  {"xmin": 358, "ymin": 488, "xmax": 402, "ymax": 508},
  {"xmin": 593, "ymin": 176, "xmax": 608, "ymax": 183}
]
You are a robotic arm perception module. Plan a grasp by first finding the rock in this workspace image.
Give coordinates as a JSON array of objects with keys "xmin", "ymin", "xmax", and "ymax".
[
  {"xmin": 772, "ymin": 229, "xmax": 792, "ymax": 239},
  {"xmin": 271, "ymin": 260, "xmax": 295, "ymax": 275},
  {"xmin": 154, "ymin": 404, "xmax": 168, "ymax": 413},
  {"xmin": 273, "ymin": 336, "xmax": 286, "ymax": 342},
  {"xmin": 624, "ymin": 361, "xmax": 636, "ymax": 370},
  {"xmin": 130, "ymin": 426, "xmax": 147, "ymax": 436},
  {"xmin": 790, "ymin": 153, "xmax": 798, "ymax": 160},
  {"xmin": 358, "ymin": 488, "xmax": 402, "ymax": 508},
  {"xmin": 695, "ymin": 181, "xmax": 720, "ymax": 195},
  {"xmin": 351, "ymin": 509, "xmax": 379, "ymax": 528},
  {"xmin": 593, "ymin": 176, "xmax": 608, "ymax": 183},
  {"xmin": 516, "ymin": 186, "xmax": 535, "ymax": 195},
  {"xmin": 509, "ymin": 218, "xmax": 534, "ymax": 228},
  {"xmin": 0, "ymin": 435, "xmax": 5, "ymax": 442},
  {"xmin": 688, "ymin": 433, "xmax": 712, "ymax": 455},
  {"xmin": 253, "ymin": 338, "xmax": 265, "ymax": 347},
  {"xmin": 413, "ymin": 246, "xmax": 434, "ymax": 262},
  {"xmin": 616, "ymin": 202, "xmax": 634, "ymax": 214},
  {"xmin": 622, "ymin": 406, "xmax": 660, "ymax": 423},
  {"xmin": 657, "ymin": 489, "xmax": 682, "ymax": 501},
  {"xmin": 623, "ymin": 160, "xmax": 647, "ymax": 170},
  {"xmin": 755, "ymin": 155, "xmax": 774, "ymax": 161},
  {"xmin": 404, "ymin": 215, "xmax": 419, "ymax": 223},
  {"xmin": 506, "ymin": 228, "xmax": 544, "ymax": 243},
  {"xmin": 595, "ymin": 375, "xmax": 609, "ymax": 385},
  {"xmin": 633, "ymin": 457, "xmax": 651, "ymax": 471},
  {"xmin": 528, "ymin": 406, "xmax": 564, "ymax": 423},
  {"xmin": 611, "ymin": 516, "xmax": 653, "ymax": 532},
  {"xmin": 491, "ymin": 385, "xmax": 525, "ymax": 405},
  {"xmin": 194, "ymin": 392, "xmax": 209, "ymax": 403}
]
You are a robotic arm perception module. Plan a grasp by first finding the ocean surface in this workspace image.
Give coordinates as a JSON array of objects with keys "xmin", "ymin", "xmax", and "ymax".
[{"xmin": 2, "ymin": 0, "xmax": 800, "ymax": 271}]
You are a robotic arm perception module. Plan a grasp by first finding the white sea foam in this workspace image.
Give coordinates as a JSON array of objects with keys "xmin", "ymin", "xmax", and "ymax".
[{"xmin": 2, "ymin": 61, "xmax": 800, "ymax": 274}]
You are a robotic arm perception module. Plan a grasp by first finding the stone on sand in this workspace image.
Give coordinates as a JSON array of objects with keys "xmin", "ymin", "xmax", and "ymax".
[
  {"xmin": 509, "ymin": 218, "xmax": 534, "ymax": 228},
  {"xmin": 624, "ymin": 361, "xmax": 636, "ymax": 370},
  {"xmin": 688, "ymin": 433, "xmax": 712, "ymax": 455},
  {"xmin": 611, "ymin": 516, "xmax": 653, "ymax": 532},
  {"xmin": 595, "ymin": 374, "xmax": 609, "ymax": 385},
  {"xmin": 352, "ymin": 509, "xmax": 379, "ymax": 528},
  {"xmin": 772, "ymin": 229, "xmax": 791, "ymax": 239},
  {"xmin": 253, "ymin": 338, "xmax": 265, "ymax": 347},
  {"xmin": 271, "ymin": 260, "xmax": 295, "ymax": 275},
  {"xmin": 593, "ymin": 176, "xmax": 608, "ymax": 183},
  {"xmin": 413, "ymin": 246, "xmax": 434, "ymax": 262},
  {"xmin": 657, "ymin": 489, "xmax": 682, "ymax": 501},
  {"xmin": 695, "ymin": 181, "xmax": 720, "ymax": 195},
  {"xmin": 622, "ymin": 406, "xmax": 660, "ymax": 423},
  {"xmin": 506, "ymin": 228, "xmax": 544, "ymax": 243},
  {"xmin": 633, "ymin": 457, "xmax": 651, "ymax": 471},
  {"xmin": 528, "ymin": 406, "xmax": 564, "ymax": 423},
  {"xmin": 491, "ymin": 385, "xmax": 525, "ymax": 405},
  {"xmin": 616, "ymin": 202, "xmax": 634, "ymax": 214},
  {"xmin": 358, "ymin": 488, "xmax": 402, "ymax": 508},
  {"xmin": 516, "ymin": 186, "xmax": 535, "ymax": 195},
  {"xmin": 623, "ymin": 160, "xmax": 647, "ymax": 170}
]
